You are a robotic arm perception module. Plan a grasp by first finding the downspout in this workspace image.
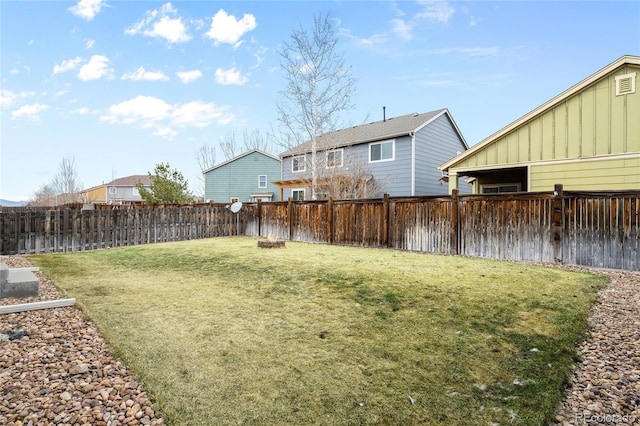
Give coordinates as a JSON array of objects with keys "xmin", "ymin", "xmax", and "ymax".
[{"xmin": 410, "ymin": 131, "xmax": 416, "ymax": 196}]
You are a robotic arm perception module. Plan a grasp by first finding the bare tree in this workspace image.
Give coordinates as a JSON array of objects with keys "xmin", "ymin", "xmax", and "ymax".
[
  {"xmin": 194, "ymin": 144, "xmax": 217, "ymax": 196},
  {"xmin": 219, "ymin": 129, "xmax": 276, "ymax": 161},
  {"xmin": 313, "ymin": 150, "xmax": 388, "ymax": 200},
  {"xmin": 241, "ymin": 129, "xmax": 274, "ymax": 153},
  {"xmin": 276, "ymin": 12, "xmax": 357, "ymax": 199},
  {"xmin": 28, "ymin": 183, "xmax": 57, "ymax": 207},
  {"xmin": 52, "ymin": 156, "xmax": 83, "ymax": 205},
  {"xmin": 219, "ymin": 132, "xmax": 239, "ymax": 161}
]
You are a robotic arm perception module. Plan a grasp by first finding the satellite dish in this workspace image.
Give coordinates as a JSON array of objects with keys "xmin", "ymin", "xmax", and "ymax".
[{"xmin": 229, "ymin": 201, "xmax": 243, "ymax": 214}]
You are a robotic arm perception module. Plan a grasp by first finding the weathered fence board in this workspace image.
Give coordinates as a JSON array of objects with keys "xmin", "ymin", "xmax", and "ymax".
[
  {"xmin": 2, "ymin": 190, "xmax": 640, "ymax": 271},
  {"xmin": 457, "ymin": 194, "xmax": 555, "ymax": 263},
  {"xmin": 563, "ymin": 193, "xmax": 640, "ymax": 270}
]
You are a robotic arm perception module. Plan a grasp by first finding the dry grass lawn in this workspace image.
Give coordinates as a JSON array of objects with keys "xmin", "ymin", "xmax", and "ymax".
[{"xmin": 29, "ymin": 237, "xmax": 607, "ymax": 425}]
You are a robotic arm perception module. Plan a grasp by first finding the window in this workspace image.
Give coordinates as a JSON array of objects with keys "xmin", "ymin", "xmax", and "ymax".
[
  {"xmin": 481, "ymin": 184, "xmax": 520, "ymax": 194},
  {"xmin": 108, "ymin": 187, "xmax": 117, "ymax": 195},
  {"xmin": 230, "ymin": 197, "xmax": 240, "ymax": 203},
  {"xmin": 370, "ymin": 140, "xmax": 394, "ymax": 162},
  {"xmin": 292, "ymin": 155, "xmax": 306, "ymax": 172},
  {"xmin": 258, "ymin": 175, "xmax": 267, "ymax": 188},
  {"xmin": 132, "ymin": 187, "xmax": 140, "ymax": 196},
  {"xmin": 326, "ymin": 149, "xmax": 343, "ymax": 168},
  {"xmin": 615, "ymin": 72, "xmax": 636, "ymax": 96},
  {"xmin": 292, "ymin": 189, "xmax": 305, "ymax": 201}
]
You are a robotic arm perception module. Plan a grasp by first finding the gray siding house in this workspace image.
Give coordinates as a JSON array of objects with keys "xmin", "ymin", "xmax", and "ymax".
[
  {"xmin": 204, "ymin": 150, "xmax": 282, "ymax": 203},
  {"xmin": 276, "ymin": 109, "xmax": 469, "ymax": 200},
  {"xmin": 84, "ymin": 175, "xmax": 152, "ymax": 205}
]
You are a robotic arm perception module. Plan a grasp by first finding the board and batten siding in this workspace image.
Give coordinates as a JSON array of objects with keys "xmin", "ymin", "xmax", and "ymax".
[
  {"xmin": 454, "ymin": 64, "xmax": 640, "ymax": 171},
  {"xmin": 530, "ymin": 156, "xmax": 640, "ymax": 191},
  {"xmin": 205, "ymin": 151, "xmax": 281, "ymax": 203},
  {"xmin": 414, "ymin": 114, "xmax": 469, "ymax": 195}
]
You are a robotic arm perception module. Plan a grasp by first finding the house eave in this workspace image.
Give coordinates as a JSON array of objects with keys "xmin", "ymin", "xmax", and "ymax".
[
  {"xmin": 440, "ymin": 55, "xmax": 640, "ymax": 172},
  {"xmin": 203, "ymin": 149, "xmax": 281, "ymax": 174}
]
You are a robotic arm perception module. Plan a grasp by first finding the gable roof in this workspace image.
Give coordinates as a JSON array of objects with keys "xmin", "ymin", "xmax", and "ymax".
[
  {"xmin": 203, "ymin": 149, "xmax": 281, "ymax": 174},
  {"xmin": 281, "ymin": 108, "xmax": 466, "ymax": 157},
  {"xmin": 108, "ymin": 175, "xmax": 152, "ymax": 186},
  {"xmin": 440, "ymin": 55, "xmax": 640, "ymax": 172}
]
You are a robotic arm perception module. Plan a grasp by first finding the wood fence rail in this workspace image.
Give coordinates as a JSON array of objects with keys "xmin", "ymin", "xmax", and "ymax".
[{"xmin": 1, "ymin": 187, "xmax": 639, "ymax": 271}]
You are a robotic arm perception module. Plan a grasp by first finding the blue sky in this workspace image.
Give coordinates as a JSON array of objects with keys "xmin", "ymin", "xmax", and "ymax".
[{"xmin": 1, "ymin": 1, "xmax": 639, "ymax": 202}]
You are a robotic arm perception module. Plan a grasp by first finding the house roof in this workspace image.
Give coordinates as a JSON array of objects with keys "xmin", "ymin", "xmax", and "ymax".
[
  {"xmin": 203, "ymin": 149, "xmax": 281, "ymax": 174},
  {"xmin": 280, "ymin": 108, "xmax": 465, "ymax": 157},
  {"xmin": 440, "ymin": 55, "xmax": 640, "ymax": 172},
  {"xmin": 108, "ymin": 175, "xmax": 152, "ymax": 186}
]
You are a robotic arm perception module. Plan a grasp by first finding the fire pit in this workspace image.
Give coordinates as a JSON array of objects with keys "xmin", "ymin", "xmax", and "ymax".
[{"xmin": 258, "ymin": 239, "xmax": 286, "ymax": 249}]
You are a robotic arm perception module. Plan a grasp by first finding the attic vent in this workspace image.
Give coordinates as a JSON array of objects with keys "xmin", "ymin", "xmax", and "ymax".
[{"xmin": 615, "ymin": 72, "xmax": 636, "ymax": 96}]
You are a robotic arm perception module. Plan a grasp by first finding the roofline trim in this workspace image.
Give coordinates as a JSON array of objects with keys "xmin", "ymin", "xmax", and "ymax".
[
  {"xmin": 203, "ymin": 149, "xmax": 281, "ymax": 174},
  {"xmin": 440, "ymin": 55, "xmax": 640, "ymax": 171}
]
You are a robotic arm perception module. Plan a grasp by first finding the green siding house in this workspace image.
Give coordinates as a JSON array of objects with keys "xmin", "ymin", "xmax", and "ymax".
[
  {"xmin": 204, "ymin": 150, "xmax": 282, "ymax": 203},
  {"xmin": 441, "ymin": 55, "xmax": 640, "ymax": 193}
]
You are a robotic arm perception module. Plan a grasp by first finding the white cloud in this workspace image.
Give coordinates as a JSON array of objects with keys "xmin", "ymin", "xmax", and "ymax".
[
  {"xmin": 252, "ymin": 46, "xmax": 268, "ymax": 69},
  {"xmin": 416, "ymin": 1, "xmax": 455, "ymax": 24},
  {"xmin": 71, "ymin": 107, "xmax": 95, "ymax": 115},
  {"xmin": 125, "ymin": 3, "xmax": 191, "ymax": 44},
  {"xmin": 214, "ymin": 67, "xmax": 249, "ymax": 86},
  {"xmin": 171, "ymin": 101, "xmax": 232, "ymax": 127},
  {"xmin": 1, "ymin": 90, "xmax": 17, "ymax": 109},
  {"xmin": 101, "ymin": 96, "xmax": 171, "ymax": 127},
  {"xmin": 100, "ymin": 95, "xmax": 234, "ymax": 138},
  {"xmin": 154, "ymin": 127, "xmax": 178, "ymax": 138},
  {"xmin": 147, "ymin": 15, "xmax": 191, "ymax": 43},
  {"xmin": 1, "ymin": 90, "xmax": 36, "ymax": 109},
  {"xmin": 68, "ymin": 0, "xmax": 105, "ymax": 21},
  {"xmin": 11, "ymin": 103, "xmax": 49, "ymax": 121},
  {"xmin": 121, "ymin": 66, "xmax": 170, "ymax": 81},
  {"xmin": 78, "ymin": 55, "xmax": 113, "ymax": 81},
  {"xmin": 391, "ymin": 19, "xmax": 413, "ymax": 41},
  {"xmin": 339, "ymin": 27, "xmax": 388, "ymax": 48},
  {"xmin": 205, "ymin": 9, "xmax": 256, "ymax": 47},
  {"xmin": 391, "ymin": 1, "xmax": 455, "ymax": 40},
  {"xmin": 53, "ymin": 57, "xmax": 83, "ymax": 75},
  {"xmin": 176, "ymin": 70, "xmax": 202, "ymax": 84}
]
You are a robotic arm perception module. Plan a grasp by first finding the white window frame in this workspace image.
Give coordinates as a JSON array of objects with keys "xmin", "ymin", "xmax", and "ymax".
[
  {"xmin": 292, "ymin": 155, "xmax": 306, "ymax": 173},
  {"xmin": 132, "ymin": 187, "xmax": 140, "ymax": 196},
  {"xmin": 369, "ymin": 139, "xmax": 395, "ymax": 163},
  {"xmin": 325, "ymin": 149, "xmax": 343, "ymax": 168},
  {"xmin": 291, "ymin": 189, "xmax": 305, "ymax": 201},
  {"xmin": 258, "ymin": 175, "xmax": 267, "ymax": 188},
  {"xmin": 108, "ymin": 187, "xmax": 117, "ymax": 195},
  {"xmin": 230, "ymin": 197, "xmax": 240, "ymax": 203},
  {"xmin": 481, "ymin": 183, "xmax": 521, "ymax": 194}
]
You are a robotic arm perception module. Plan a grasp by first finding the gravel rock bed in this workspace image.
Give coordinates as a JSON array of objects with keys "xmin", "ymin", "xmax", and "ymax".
[
  {"xmin": 553, "ymin": 269, "xmax": 640, "ymax": 426},
  {"xmin": 1, "ymin": 256, "xmax": 164, "ymax": 426},
  {"xmin": 2, "ymin": 256, "xmax": 639, "ymax": 425}
]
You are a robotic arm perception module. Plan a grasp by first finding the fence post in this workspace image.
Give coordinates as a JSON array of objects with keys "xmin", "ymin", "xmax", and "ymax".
[
  {"xmin": 450, "ymin": 189, "xmax": 459, "ymax": 255},
  {"xmin": 257, "ymin": 199, "xmax": 262, "ymax": 238},
  {"xmin": 382, "ymin": 193, "xmax": 390, "ymax": 247},
  {"xmin": 288, "ymin": 197, "xmax": 294, "ymax": 241},
  {"xmin": 552, "ymin": 184, "xmax": 564, "ymax": 263},
  {"xmin": 0, "ymin": 212, "xmax": 4, "ymax": 255},
  {"xmin": 327, "ymin": 197, "xmax": 334, "ymax": 244}
]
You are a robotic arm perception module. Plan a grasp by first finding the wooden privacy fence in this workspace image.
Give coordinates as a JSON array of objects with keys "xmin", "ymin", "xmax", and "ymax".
[
  {"xmin": 1, "ymin": 187, "xmax": 639, "ymax": 271},
  {"xmin": 0, "ymin": 204, "xmax": 244, "ymax": 254}
]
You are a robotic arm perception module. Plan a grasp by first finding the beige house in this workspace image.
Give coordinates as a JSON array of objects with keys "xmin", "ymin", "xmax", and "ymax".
[{"xmin": 441, "ymin": 55, "xmax": 640, "ymax": 194}]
